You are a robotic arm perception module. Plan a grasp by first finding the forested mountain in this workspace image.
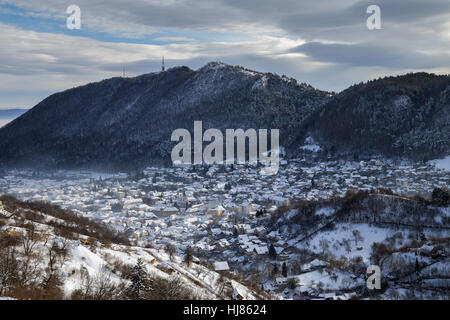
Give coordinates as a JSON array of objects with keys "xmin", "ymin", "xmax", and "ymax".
[
  {"xmin": 0, "ymin": 63, "xmax": 448, "ymax": 169},
  {"xmin": 0, "ymin": 109, "xmax": 28, "ymax": 119},
  {"xmin": 310, "ymin": 73, "xmax": 450, "ymax": 160},
  {"xmin": 0, "ymin": 62, "xmax": 329, "ymax": 169}
]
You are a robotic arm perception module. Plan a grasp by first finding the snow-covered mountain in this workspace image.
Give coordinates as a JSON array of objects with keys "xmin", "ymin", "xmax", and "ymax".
[
  {"xmin": 311, "ymin": 73, "xmax": 450, "ymax": 160},
  {"xmin": 0, "ymin": 64, "xmax": 448, "ymax": 169},
  {"xmin": 0, "ymin": 62, "xmax": 329, "ymax": 169}
]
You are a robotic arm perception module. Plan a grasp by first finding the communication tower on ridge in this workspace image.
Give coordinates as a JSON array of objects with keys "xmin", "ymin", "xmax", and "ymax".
[{"xmin": 162, "ymin": 56, "xmax": 165, "ymax": 72}]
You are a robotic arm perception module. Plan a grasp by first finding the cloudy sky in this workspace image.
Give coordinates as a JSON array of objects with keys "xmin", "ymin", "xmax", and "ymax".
[{"xmin": 0, "ymin": 0, "xmax": 449, "ymax": 109}]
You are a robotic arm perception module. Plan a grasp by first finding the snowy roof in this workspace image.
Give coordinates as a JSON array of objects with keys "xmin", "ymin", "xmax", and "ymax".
[{"xmin": 214, "ymin": 261, "xmax": 230, "ymax": 271}]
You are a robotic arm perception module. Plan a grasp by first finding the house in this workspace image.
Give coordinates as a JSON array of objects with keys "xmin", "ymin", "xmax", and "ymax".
[
  {"xmin": 276, "ymin": 277, "xmax": 288, "ymax": 285},
  {"xmin": 214, "ymin": 261, "xmax": 230, "ymax": 272},
  {"xmin": 207, "ymin": 205, "xmax": 225, "ymax": 216},
  {"xmin": 231, "ymin": 287, "xmax": 244, "ymax": 300},
  {"xmin": 254, "ymin": 226, "xmax": 267, "ymax": 236},
  {"xmin": 254, "ymin": 246, "xmax": 268, "ymax": 255},
  {"xmin": 271, "ymin": 196, "xmax": 290, "ymax": 207},
  {"xmin": 192, "ymin": 256, "xmax": 201, "ymax": 264},
  {"xmin": 238, "ymin": 202, "xmax": 253, "ymax": 214},
  {"xmin": 278, "ymin": 253, "xmax": 290, "ymax": 261},
  {"xmin": 154, "ymin": 206, "xmax": 179, "ymax": 217}
]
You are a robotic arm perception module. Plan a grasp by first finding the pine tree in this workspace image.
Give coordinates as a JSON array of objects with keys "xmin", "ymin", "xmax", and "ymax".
[
  {"xmin": 282, "ymin": 262, "xmax": 287, "ymax": 277},
  {"xmin": 184, "ymin": 246, "xmax": 193, "ymax": 267},
  {"xmin": 127, "ymin": 258, "xmax": 151, "ymax": 300},
  {"xmin": 271, "ymin": 264, "xmax": 278, "ymax": 277},
  {"xmin": 269, "ymin": 243, "xmax": 277, "ymax": 260}
]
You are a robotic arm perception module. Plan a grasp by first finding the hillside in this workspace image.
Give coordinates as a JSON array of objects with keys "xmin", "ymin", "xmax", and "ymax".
[
  {"xmin": 258, "ymin": 189, "xmax": 450, "ymax": 299},
  {"xmin": 0, "ymin": 65, "xmax": 448, "ymax": 169},
  {"xmin": 0, "ymin": 62, "xmax": 329, "ymax": 169},
  {"xmin": 0, "ymin": 195, "xmax": 264, "ymax": 300},
  {"xmin": 311, "ymin": 73, "xmax": 450, "ymax": 160}
]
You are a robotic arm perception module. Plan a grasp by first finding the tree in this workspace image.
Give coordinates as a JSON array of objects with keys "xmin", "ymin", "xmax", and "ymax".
[
  {"xmin": 282, "ymin": 262, "xmax": 288, "ymax": 278},
  {"xmin": 165, "ymin": 243, "xmax": 176, "ymax": 261},
  {"xmin": 111, "ymin": 202, "xmax": 123, "ymax": 212},
  {"xmin": 343, "ymin": 238, "xmax": 351, "ymax": 254},
  {"xmin": 431, "ymin": 188, "xmax": 449, "ymax": 206},
  {"xmin": 0, "ymin": 248, "xmax": 19, "ymax": 296},
  {"xmin": 287, "ymin": 277, "xmax": 297, "ymax": 290},
  {"xmin": 184, "ymin": 246, "xmax": 193, "ymax": 267},
  {"xmin": 126, "ymin": 258, "xmax": 151, "ymax": 300},
  {"xmin": 352, "ymin": 230, "xmax": 363, "ymax": 246},
  {"xmin": 268, "ymin": 243, "xmax": 277, "ymax": 260},
  {"xmin": 271, "ymin": 264, "xmax": 278, "ymax": 278},
  {"xmin": 21, "ymin": 223, "xmax": 39, "ymax": 257},
  {"xmin": 319, "ymin": 239, "xmax": 329, "ymax": 254}
]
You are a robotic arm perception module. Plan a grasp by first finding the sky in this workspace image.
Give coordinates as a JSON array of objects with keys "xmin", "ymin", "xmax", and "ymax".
[{"xmin": 0, "ymin": 0, "xmax": 449, "ymax": 109}]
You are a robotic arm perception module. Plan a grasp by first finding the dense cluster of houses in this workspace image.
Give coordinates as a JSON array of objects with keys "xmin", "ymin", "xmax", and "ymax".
[{"xmin": 0, "ymin": 158, "xmax": 447, "ymax": 282}]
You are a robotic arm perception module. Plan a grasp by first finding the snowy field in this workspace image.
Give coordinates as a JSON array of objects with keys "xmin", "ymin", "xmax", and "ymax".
[{"xmin": 431, "ymin": 156, "xmax": 450, "ymax": 172}]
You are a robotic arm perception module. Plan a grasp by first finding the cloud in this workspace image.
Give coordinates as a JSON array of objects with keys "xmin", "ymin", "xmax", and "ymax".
[
  {"xmin": 0, "ymin": 0, "xmax": 449, "ymax": 108},
  {"xmin": 153, "ymin": 37, "xmax": 196, "ymax": 42},
  {"xmin": 291, "ymin": 42, "xmax": 450, "ymax": 69}
]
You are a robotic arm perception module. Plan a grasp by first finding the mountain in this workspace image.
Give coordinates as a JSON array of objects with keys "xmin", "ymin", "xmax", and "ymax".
[
  {"xmin": 0, "ymin": 64, "xmax": 448, "ymax": 169},
  {"xmin": 0, "ymin": 108, "xmax": 28, "ymax": 119},
  {"xmin": 310, "ymin": 73, "xmax": 450, "ymax": 160},
  {"xmin": 0, "ymin": 62, "xmax": 330, "ymax": 168}
]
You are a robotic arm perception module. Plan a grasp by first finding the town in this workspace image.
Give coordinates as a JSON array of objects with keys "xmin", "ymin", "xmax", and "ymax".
[{"xmin": 0, "ymin": 154, "xmax": 448, "ymax": 298}]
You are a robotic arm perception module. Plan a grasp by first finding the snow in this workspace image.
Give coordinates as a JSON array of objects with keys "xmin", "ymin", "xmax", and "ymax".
[
  {"xmin": 316, "ymin": 207, "xmax": 335, "ymax": 217},
  {"xmin": 293, "ymin": 269, "xmax": 364, "ymax": 293},
  {"xmin": 296, "ymin": 223, "xmax": 391, "ymax": 262},
  {"xmin": 0, "ymin": 119, "xmax": 12, "ymax": 127},
  {"xmin": 300, "ymin": 144, "xmax": 321, "ymax": 152},
  {"xmin": 300, "ymin": 135, "xmax": 321, "ymax": 152},
  {"xmin": 430, "ymin": 155, "xmax": 450, "ymax": 172},
  {"xmin": 214, "ymin": 261, "xmax": 230, "ymax": 271}
]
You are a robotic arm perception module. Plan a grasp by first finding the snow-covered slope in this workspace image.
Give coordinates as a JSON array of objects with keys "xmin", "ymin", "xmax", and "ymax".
[{"xmin": 0, "ymin": 196, "xmax": 262, "ymax": 300}]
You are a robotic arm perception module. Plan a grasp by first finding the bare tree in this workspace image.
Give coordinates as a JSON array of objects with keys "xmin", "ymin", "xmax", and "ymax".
[
  {"xmin": 165, "ymin": 243, "xmax": 176, "ymax": 262},
  {"xmin": 352, "ymin": 230, "xmax": 363, "ymax": 246},
  {"xmin": 41, "ymin": 239, "xmax": 59, "ymax": 288},
  {"xmin": 184, "ymin": 246, "xmax": 193, "ymax": 267},
  {"xmin": 343, "ymin": 238, "xmax": 351, "ymax": 253},
  {"xmin": 319, "ymin": 239, "xmax": 330, "ymax": 255},
  {"xmin": 0, "ymin": 248, "xmax": 19, "ymax": 296},
  {"xmin": 21, "ymin": 223, "xmax": 39, "ymax": 257}
]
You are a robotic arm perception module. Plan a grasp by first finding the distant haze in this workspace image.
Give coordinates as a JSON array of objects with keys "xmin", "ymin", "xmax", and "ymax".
[
  {"xmin": 0, "ymin": 108, "xmax": 28, "ymax": 127},
  {"xmin": 0, "ymin": 108, "xmax": 28, "ymax": 118}
]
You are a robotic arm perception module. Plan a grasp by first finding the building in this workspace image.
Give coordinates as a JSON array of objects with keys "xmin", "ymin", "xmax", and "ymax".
[{"xmin": 214, "ymin": 261, "xmax": 230, "ymax": 272}]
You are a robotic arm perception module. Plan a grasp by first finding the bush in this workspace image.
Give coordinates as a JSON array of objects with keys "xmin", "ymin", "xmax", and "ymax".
[{"xmin": 431, "ymin": 188, "xmax": 450, "ymax": 206}]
